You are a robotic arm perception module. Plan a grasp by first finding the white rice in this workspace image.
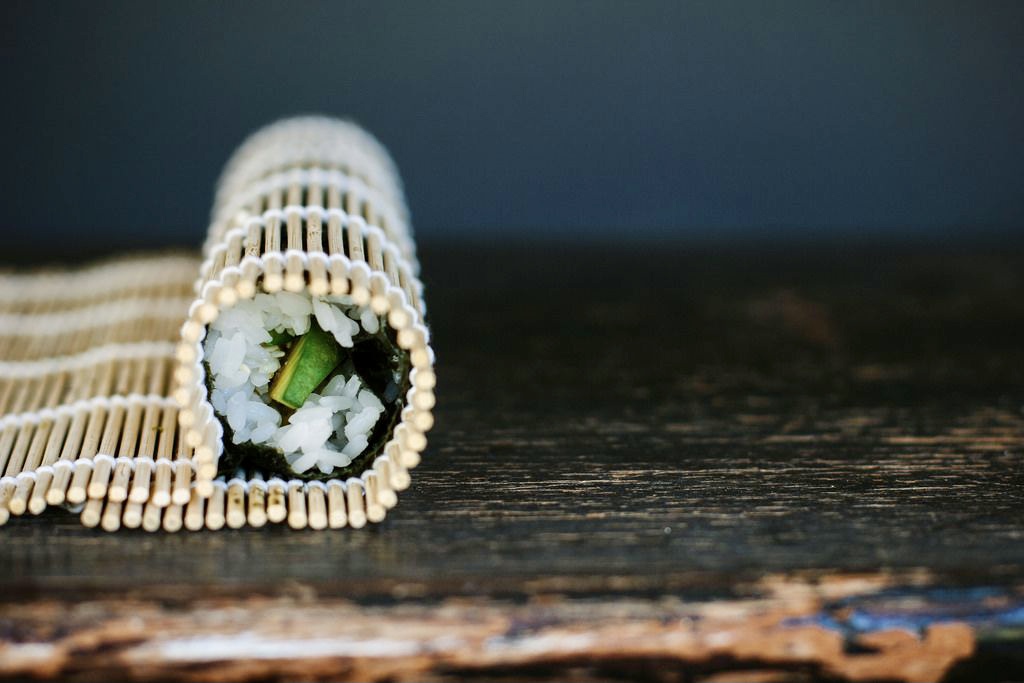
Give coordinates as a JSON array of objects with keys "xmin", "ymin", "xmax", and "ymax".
[{"xmin": 204, "ymin": 292, "xmax": 386, "ymax": 475}]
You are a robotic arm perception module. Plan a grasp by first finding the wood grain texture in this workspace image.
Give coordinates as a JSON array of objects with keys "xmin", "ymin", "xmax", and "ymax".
[
  {"xmin": 2, "ymin": 242, "xmax": 1024, "ymax": 681},
  {"xmin": 2, "ymin": 574, "xmax": 1014, "ymax": 683}
]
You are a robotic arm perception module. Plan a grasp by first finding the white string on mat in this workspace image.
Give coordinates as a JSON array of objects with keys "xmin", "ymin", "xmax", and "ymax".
[
  {"xmin": 0, "ymin": 342, "xmax": 176, "ymax": 378},
  {"xmin": 0, "ymin": 393, "xmax": 176, "ymax": 430},
  {"xmin": 0, "ymin": 255, "xmax": 197, "ymax": 304},
  {"xmin": 0, "ymin": 297, "xmax": 193, "ymax": 336}
]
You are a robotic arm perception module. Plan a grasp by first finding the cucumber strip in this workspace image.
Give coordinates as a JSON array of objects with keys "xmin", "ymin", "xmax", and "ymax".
[{"xmin": 269, "ymin": 322, "xmax": 342, "ymax": 409}]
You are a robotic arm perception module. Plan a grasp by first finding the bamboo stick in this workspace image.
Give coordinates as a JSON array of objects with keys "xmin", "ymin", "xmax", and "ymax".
[
  {"xmin": 226, "ymin": 477, "xmax": 246, "ymax": 528},
  {"xmin": 101, "ymin": 499, "xmax": 122, "ymax": 532},
  {"xmin": 307, "ymin": 482, "xmax": 327, "ymax": 530},
  {"xmin": 247, "ymin": 479, "xmax": 267, "ymax": 527},
  {"xmin": 184, "ymin": 487, "xmax": 205, "ymax": 531},
  {"xmin": 287, "ymin": 480, "xmax": 307, "ymax": 529},
  {"xmin": 266, "ymin": 478, "xmax": 287, "ymax": 524},
  {"xmin": 327, "ymin": 480, "xmax": 347, "ymax": 528},
  {"xmin": 205, "ymin": 480, "xmax": 226, "ymax": 530}
]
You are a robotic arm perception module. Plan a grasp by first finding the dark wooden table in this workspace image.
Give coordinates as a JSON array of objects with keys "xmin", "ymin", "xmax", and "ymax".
[{"xmin": 2, "ymin": 241, "xmax": 1024, "ymax": 682}]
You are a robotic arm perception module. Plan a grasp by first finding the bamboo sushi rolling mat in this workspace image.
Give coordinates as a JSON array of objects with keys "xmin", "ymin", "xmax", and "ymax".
[{"xmin": 0, "ymin": 117, "xmax": 434, "ymax": 532}]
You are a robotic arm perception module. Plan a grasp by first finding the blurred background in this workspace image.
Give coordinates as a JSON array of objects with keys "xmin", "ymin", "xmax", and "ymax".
[{"xmin": 2, "ymin": 0, "xmax": 1022, "ymax": 261}]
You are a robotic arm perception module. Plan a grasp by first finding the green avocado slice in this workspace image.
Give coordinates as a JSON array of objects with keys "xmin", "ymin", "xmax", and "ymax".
[{"xmin": 269, "ymin": 322, "xmax": 342, "ymax": 409}]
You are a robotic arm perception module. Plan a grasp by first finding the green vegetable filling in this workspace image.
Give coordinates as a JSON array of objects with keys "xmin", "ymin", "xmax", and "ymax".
[{"xmin": 268, "ymin": 322, "xmax": 342, "ymax": 409}]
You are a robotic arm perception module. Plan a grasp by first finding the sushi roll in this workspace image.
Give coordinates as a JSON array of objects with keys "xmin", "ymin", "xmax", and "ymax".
[
  {"xmin": 175, "ymin": 117, "xmax": 434, "ymax": 498},
  {"xmin": 203, "ymin": 290, "xmax": 409, "ymax": 481}
]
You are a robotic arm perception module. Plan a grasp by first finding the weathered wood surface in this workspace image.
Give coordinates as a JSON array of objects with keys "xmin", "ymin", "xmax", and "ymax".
[{"xmin": 2, "ymin": 242, "xmax": 1024, "ymax": 681}]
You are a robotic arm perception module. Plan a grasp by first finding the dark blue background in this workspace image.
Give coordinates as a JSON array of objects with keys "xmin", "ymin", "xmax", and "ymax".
[{"xmin": 2, "ymin": 0, "xmax": 1022, "ymax": 255}]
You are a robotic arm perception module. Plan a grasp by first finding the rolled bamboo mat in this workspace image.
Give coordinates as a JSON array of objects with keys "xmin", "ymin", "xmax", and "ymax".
[{"xmin": 0, "ymin": 117, "xmax": 433, "ymax": 531}]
